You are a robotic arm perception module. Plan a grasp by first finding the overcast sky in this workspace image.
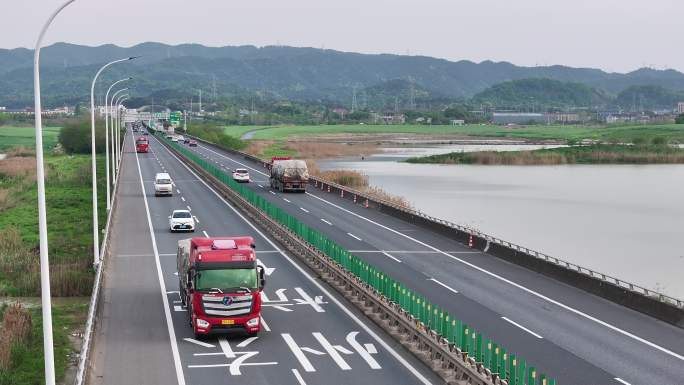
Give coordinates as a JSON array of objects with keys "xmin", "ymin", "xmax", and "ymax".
[{"xmin": 2, "ymin": 0, "xmax": 681, "ymax": 73}]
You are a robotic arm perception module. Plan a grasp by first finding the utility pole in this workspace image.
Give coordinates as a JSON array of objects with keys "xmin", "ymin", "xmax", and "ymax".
[
  {"xmin": 199, "ymin": 89, "xmax": 202, "ymax": 112},
  {"xmin": 212, "ymin": 74, "xmax": 217, "ymax": 101},
  {"xmin": 351, "ymin": 86, "xmax": 358, "ymax": 113}
]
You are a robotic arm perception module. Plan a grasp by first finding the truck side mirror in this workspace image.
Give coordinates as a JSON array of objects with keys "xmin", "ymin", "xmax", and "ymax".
[
  {"xmin": 251, "ymin": 243, "xmax": 256, "ymax": 249},
  {"xmin": 258, "ymin": 266, "xmax": 266, "ymax": 288}
]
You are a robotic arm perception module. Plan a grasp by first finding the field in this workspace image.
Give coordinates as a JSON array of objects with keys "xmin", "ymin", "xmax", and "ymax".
[
  {"xmin": 407, "ymin": 144, "xmax": 684, "ymax": 165},
  {"xmin": 223, "ymin": 123, "xmax": 684, "ymax": 143},
  {"xmin": 0, "ymin": 126, "xmax": 61, "ymax": 151}
]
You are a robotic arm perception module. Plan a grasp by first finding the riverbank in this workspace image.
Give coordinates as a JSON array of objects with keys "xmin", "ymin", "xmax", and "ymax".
[{"xmin": 406, "ymin": 144, "xmax": 684, "ymax": 165}]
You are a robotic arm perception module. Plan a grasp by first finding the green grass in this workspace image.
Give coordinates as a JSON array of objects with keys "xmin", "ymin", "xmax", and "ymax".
[
  {"xmin": 0, "ymin": 126, "xmax": 61, "ymax": 151},
  {"xmin": 225, "ymin": 123, "xmax": 684, "ymax": 143},
  {"xmin": 260, "ymin": 142, "xmax": 297, "ymax": 158},
  {"xmin": 0, "ymin": 154, "xmax": 105, "ymax": 296},
  {"xmin": 0, "ymin": 301, "xmax": 88, "ymax": 385},
  {"xmin": 407, "ymin": 144, "xmax": 684, "ymax": 165}
]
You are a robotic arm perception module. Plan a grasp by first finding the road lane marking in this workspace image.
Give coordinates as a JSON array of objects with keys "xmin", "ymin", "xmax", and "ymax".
[
  {"xmin": 269, "ymin": 191, "xmax": 276, "ymax": 195},
  {"xmin": 193, "ymin": 216, "xmax": 200, "ymax": 224},
  {"xmin": 428, "ymin": 278, "xmax": 458, "ymax": 294},
  {"xmin": 283, "ymin": 198, "xmax": 291, "ymax": 203},
  {"xmin": 614, "ymin": 378, "xmax": 632, "ymax": 385},
  {"xmin": 156, "ymin": 139, "xmax": 433, "ymax": 384},
  {"xmin": 321, "ymin": 219, "xmax": 332, "ymax": 225},
  {"xmin": 260, "ymin": 316, "xmax": 271, "ymax": 332},
  {"xmin": 186, "ymin": 205, "xmax": 192, "ymax": 211},
  {"xmin": 501, "ymin": 317, "xmax": 543, "ymax": 339},
  {"xmin": 381, "ymin": 251, "xmax": 402, "ymax": 263},
  {"xmin": 133, "ymin": 140, "xmax": 186, "ymax": 385},
  {"xmin": 258, "ymin": 184, "xmax": 264, "ymax": 188},
  {"xmin": 176, "ymin": 189, "xmax": 181, "ymax": 194},
  {"xmin": 282, "ymin": 333, "xmax": 315, "ymax": 372},
  {"xmin": 202, "ymin": 230, "xmax": 209, "ymax": 237},
  {"xmin": 183, "ymin": 338, "xmax": 215, "ymax": 348},
  {"xmin": 347, "ymin": 233, "xmax": 362, "ymax": 241},
  {"xmin": 181, "ymin": 196, "xmax": 185, "ymax": 202},
  {"xmin": 292, "ymin": 369, "xmax": 307, "ymax": 385},
  {"xmin": 237, "ymin": 337, "xmax": 259, "ymax": 348},
  {"xmin": 173, "ymin": 305, "xmax": 184, "ymax": 312},
  {"xmin": 300, "ymin": 207, "xmax": 309, "ymax": 213},
  {"xmin": 304, "ymin": 189, "xmax": 684, "ymax": 362}
]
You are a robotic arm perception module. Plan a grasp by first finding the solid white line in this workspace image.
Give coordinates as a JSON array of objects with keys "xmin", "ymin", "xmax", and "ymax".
[
  {"xmin": 347, "ymin": 233, "xmax": 362, "ymax": 241},
  {"xmin": 428, "ymin": 278, "xmax": 458, "ymax": 294},
  {"xmin": 292, "ymin": 368, "xmax": 307, "ymax": 385},
  {"xmin": 155, "ymin": 138, "xmax": 433, "ymax": 384},
  {"xmin": 183, "ymin": 338, "xmax": 215, "ymax": 348},
  {"xmin": 501, "ymin": 317, "xmax": 543, "ymax": 339},
  {"xmin": 304, "ymin": 190, "xmax": 684, "ymax": 362},
  {"xmin": 381, "ymin": 251, "xmax": 402, "ymax": 263},
  {"xmin": 133, "ymin": 140, "xmax": 186, "ymax": 385},
  {"xmin": 614, "ymin": 378, "xmax": 632, "ymax": 385},
  {"xmin": 283, "ymin": 198, "xmax": 291, "ymax": 203},
  {"xmin": 300, "ymin": 207, "xmax": 309, "ymax": 213},
  {"xmin": 321, "ymin": 219, "xmax": 332, "ymax": 225},
  {"xmin": 202, "ymin": 230, "xmax": 209, "ymax": 237}
]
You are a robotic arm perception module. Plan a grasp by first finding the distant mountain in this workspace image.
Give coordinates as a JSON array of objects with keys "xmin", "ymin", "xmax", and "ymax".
[
  {"xmin": 2, "ymin": 42, "xmax": 684, "ymax": 108},
  {"xmin": 614, "ymin": 85, "xmax": 684, "ymax": 111},
  {"xmin": 473, "ymin": 78, "xmax": 611, "ymax": 109}
]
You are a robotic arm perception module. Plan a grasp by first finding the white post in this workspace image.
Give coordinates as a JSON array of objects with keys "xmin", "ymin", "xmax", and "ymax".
[
  {"xmin": 33, "ymin": 2, "xmax": 76, "ymax": 384},
  {"xmin": 89, "ymin": 57, "xmax": 136, "ymax": 267},
  {"xmin": 113, "ymin": 94, "xmax": 128, "ymax": 172},
  {"xmin": 103, "ymin": 78, "xmax": 130, "ymax": 210},
  {"xmin": 109, "ymin": 88, "xmax": 127, "ymax": 182}
]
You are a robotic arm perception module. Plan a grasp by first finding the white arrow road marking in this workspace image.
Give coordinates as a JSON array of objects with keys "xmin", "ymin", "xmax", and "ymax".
[
  {"xmin": 283, "ymin": 334, "xmax": 316, "ymax": 372},
  {"xmin": 183, "ymin": 338, "xmax": 215, "ymax": 348},
  {"xmin": 293, "ymin": 288, "xmax": 326, "ymax": 312},
  {"xmin": 257, "ymin": 259, "xmax": 276, "ymax": 276},
  {"xmin": 300, "ymin": 347, "xmax": 326, "ymax": 356},
  {"xmin": 219, "ymin": 338, "xmax": 236, "ymax": 358},
  {"xmin": 237, "ymin": 337, "xmax": 259, "ymax": 348},
  {"xmin": 292, "ymin": 369, "xmax": 307, "ymax": 385},
  {"xmin": 173, "ymin": 305, "xmax": 184, "ymax": 312}
]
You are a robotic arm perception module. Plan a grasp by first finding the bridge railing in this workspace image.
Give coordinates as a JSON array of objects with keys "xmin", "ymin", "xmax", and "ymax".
[{"xmin": 159, "ymin": 132, "xmax": 556, "ymax": 385}]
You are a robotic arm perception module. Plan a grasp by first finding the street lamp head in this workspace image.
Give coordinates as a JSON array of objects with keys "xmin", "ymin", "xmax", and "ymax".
[{"xmin": 128, "ymin": 56, "xmax": 140, "ymax": 60}]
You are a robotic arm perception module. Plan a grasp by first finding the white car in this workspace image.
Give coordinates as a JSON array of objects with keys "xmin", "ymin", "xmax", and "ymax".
[
  {"xmin": 169, "ymin": 210, "xmax": 195, "ymax": 232},
  {"xmin": 171, "ymin": 136, "xmax": 179, "ymax": 142},
  {"xmin": 154, "ymin": 172, "xmax": 173, "ymax": 196},
  {"xmin": 232, "ymin": 168, "xmax": 250, "ymax": 183}
]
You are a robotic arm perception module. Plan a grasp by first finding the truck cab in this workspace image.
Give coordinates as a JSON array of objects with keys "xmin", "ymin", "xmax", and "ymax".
[
  {"xmin": 177, "ymin": 237, "xmax": 265, "ymax": 337},
  {"xmin": 135, "ymin": 136, "xmax": 149, "ymax": 153}
]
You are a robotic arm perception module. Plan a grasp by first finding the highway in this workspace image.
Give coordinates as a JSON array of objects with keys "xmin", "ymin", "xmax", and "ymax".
[
  {"xmin": 167, "ymin": 135, "xmax": 684, "ymax": 385},
  {"xmin": 89, "ymin": 131, "xmax": 443, "ymax": 385}
]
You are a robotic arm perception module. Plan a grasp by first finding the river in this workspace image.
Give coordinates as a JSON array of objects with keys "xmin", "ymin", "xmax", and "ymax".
[{"xmin": 320, "ymin": 144, "xmax": 684, "ymax": 299}]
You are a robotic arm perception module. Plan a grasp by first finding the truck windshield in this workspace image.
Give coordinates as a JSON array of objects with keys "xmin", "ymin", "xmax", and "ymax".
[
  {"xmin": 136, "ymin": 140, "xmax": 147, "ymax": 145},
  {"xmin": 195, "ymin": 269, "xmax": 257, "ymax": 292}
]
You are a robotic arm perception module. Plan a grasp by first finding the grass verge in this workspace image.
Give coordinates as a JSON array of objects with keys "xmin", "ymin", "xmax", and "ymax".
[
  {"xmin": 0, "ymin": 127, "xmax": 61, "ymax": 152},
  {"xmin": 406, "ymin": 144, "xmax": 684, "ymax": 165}
]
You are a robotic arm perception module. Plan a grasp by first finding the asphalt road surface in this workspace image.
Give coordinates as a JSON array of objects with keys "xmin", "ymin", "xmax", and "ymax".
[
  {"xmin": 89, "ymin": 131, "xmax": 443, "ymax": 385},
  {"xmin": 165, "ymin": 134, "xmax": 684, "ymax": 385}
]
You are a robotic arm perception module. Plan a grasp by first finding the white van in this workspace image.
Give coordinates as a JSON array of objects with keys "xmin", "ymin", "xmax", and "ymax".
[{"xmin": 154, "ymin": 172, "xmax": 173, "ymax": 196}]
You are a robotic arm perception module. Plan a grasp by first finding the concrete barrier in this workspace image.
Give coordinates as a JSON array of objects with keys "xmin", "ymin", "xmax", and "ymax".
[{"xmin": 184, "ymin": 133, "xmax": 684, "ymax": 328}]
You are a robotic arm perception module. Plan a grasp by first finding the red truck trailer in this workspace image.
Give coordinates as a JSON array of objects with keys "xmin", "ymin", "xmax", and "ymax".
[
  {"xmin": 177, "ymin": 237, "xmax": 265, "ymax": 337},
  {"xmin": 135, "ymin": 136, "xmax": 149, "ymax": 153}
]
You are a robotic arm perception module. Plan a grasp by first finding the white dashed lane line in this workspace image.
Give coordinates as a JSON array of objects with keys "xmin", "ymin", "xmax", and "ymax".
[
  {"xmin": 186, "ymin": 205, "xmax": 192, "ymax": 211},
  {"xmin": 427, "ymin": 277, "xmax": 458, "ymax": 293},
  {"xmin": 283, "ymin": 198, "xmax": 291, "ymax": 203},
  {"xmin": 181, "ymin": 197, "xmax": 186, "ymax": 202},
  {"xmin": 300, "ymin": 207, "xmax": 309, "ymax": 213},
  {"xmin": 501, "ymin": 317, "xmax": 543, "ymax": 339},
  {"xmin": 321, "ymin": 219, "xmax": 333, "ymax": 225},
  {"xmin": 269, "ymin": 191, "xmax": 276, "ymax": 195},
  {"xmin": 202, "ymin": 230, "xmax": 209, "ymax": 237},
  {"xmin": 347, "ymin": 233, "xmax": 362, "ymax": 241},
  {"xmin": 381, "ymin": 251, "xmax": 402, "ymax": 263}
]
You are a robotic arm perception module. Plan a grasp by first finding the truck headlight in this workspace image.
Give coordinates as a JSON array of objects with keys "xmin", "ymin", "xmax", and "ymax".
[
  {"xmin": 196, "ymin": 318, "xmax": 209, "ymax": 328},
  {"xmin": 246, "ymin": 317, "xmax": 259, "ymax": 327}
]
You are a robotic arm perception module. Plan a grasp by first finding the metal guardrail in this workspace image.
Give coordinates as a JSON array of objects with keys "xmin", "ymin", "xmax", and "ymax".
[{"xmin": 186, "ymin": 133, "xmax": 683, "ymax": 310}]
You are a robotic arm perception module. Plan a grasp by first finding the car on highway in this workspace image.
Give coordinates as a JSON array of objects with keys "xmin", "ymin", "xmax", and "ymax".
[
  {"xmin": 232, "ymin": 168, "xmax": 250, "ymax": 183},
  {"xmin": 188, "ymin": 140, "xmax": 198, "ymax": 147},
  {"xmin": 183, "ymin": 138, "xmax": 190, "ymax": 144},
  {"xmin": 171, "ymin": 136, "xmax": 179, "ymax": 142},
  {"xmin": 165, "ymin": 134, "xmax": 172, "ymax": 139},
  {"xmin": 154, "ymin": 172, "xmax": 173, "ymax": 196},
  {"xmin": 169, "ymin": 210, "xmax": 195, "ymax": 232},
  {"xmin": 143, "ymin": 131, "xmax": 149, "ymax": 136}
]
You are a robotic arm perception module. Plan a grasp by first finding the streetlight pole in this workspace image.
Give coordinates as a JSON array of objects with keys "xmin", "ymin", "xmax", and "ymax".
[
  {"xmin": 109, "ymin": 88, "xmax": 127, "ymax": 179},
  {"xmin": 113, "ymin": 94, "xmax": 128, "ymax": 172},
  {"xmin": 33, "ymin": 2, "xmax": 76, "ymax": 384},
  {"xmin": 117, "ymin": 98, "xmax": 130, "ymax": 163},
  {"xmin": 89, "ymin": 56, "xmax": 136, "ymax": 267},
  {"xmin": 103, "ymin": 78, "xmax": 130, "ymax": 210}
]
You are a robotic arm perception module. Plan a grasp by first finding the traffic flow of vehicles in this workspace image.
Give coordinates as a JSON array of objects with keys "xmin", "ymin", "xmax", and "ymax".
[{"xmin": 176, "ymin": 237, "xmax": 266, "ymax": 338}]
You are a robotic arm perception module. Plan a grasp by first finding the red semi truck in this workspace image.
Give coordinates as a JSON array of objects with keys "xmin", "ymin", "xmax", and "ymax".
[
  {"xmin": 135, "ymin": 136, "xmax": 149, "ymax": 153},
  {"xmin": 177, "ymin": 237, "xmax": 265, "ymax": 337}
]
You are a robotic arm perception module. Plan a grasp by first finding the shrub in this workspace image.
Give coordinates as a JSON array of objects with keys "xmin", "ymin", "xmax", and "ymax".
[
  {"xmin": 675, "ymin": 114, "xmax": 684, "ymax": 124},
  {"xmin": 58, "ymin": 118, "xmax": 107, "ymax": 154},
  {"xmin": 187, "ymin": 123, "xmax": 246, "ymax": 151},
  {"xmin": 651, "ymin": 136, "xmax": 668, "ymax": 146}
]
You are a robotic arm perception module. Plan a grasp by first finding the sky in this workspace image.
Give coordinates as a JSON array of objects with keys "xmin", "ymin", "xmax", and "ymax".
[{"xmin": 2, "ymin": 0, "xmax": 682, "ymax": 73}]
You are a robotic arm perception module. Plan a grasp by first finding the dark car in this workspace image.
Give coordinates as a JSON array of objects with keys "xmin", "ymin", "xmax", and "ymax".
[
  {"xmin": 143, "ymin": 131, "xmax": 149, "ymax": 136},
  {"xmin": 183, "ymin": 138, "xmax": 190, "ymax": 144}
]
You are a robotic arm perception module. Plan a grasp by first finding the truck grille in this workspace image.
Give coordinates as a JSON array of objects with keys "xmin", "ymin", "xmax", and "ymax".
[{"xmin": 201, "ymin": 294, "xmax": 252, "ymax": 317}]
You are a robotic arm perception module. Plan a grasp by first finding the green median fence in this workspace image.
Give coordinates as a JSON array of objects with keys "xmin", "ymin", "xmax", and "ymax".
[{"xmin": 158, "ymin": 132, "xmax": 556, "ymax": 385}]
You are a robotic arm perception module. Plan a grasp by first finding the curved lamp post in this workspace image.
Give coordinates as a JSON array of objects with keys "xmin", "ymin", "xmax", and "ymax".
[
  {"xmin": 104, "ymin": 78, "xmax": 131, "ymax": 210},
  {"xmin": 109, "ymin": 88, "xmax": 128, "ymax": 181},
  {"xmin": 33, "ymin": 2, "xmax": 77, "ymax": 383}
]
